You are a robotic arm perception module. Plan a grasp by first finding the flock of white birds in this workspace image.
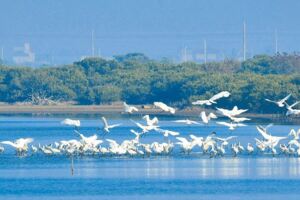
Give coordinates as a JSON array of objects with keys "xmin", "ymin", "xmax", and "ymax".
[{"xmin": 0, "ymin": 91, "xmax": 300, "ymax": 158}]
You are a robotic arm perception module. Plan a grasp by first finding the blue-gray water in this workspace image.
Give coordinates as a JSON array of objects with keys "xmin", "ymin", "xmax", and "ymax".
[{"xmin": 0, "ymin": 116, "xmax": 300, "ymax": 200}]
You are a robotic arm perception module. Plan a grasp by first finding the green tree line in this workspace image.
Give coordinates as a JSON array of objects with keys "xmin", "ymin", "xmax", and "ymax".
[{"xmin": 0, "ymin": 53, "xmax": 299, "ymax": 113}]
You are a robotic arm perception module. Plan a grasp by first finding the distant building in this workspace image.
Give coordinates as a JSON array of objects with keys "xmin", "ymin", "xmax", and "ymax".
[{"xmin": 13, "ymin": 43, "xmax": 35, "ymax": 64}]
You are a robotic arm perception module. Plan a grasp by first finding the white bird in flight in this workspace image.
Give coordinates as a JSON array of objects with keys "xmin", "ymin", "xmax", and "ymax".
[
  {"xmin": 143, "ymin": 115, "xmax": 159, "ymax": 126},
  {"xmin": 123, "ymin": 102, "xmax": 139, "ymax": 114},
  {"xmin": 265, "ymin": 94, "xmax": 291, "ymax": 107},
  {"xmin": 217, "ymin": 121, "xmax": 246, "ymax": 130},
  {"xmin": 101, "ymin": 117, "xmax": 122, "ymax": 133},
  {"xmin": 228, "ymin": 116, "xmax": 250, "ymax": 123},
  {"xmin": 176, "ymin": 137, "xmax": 195, "ymax": 153},
  {"xmin": 173, "ymin": 119, "xmax": 201, "ymax": 125},
  {"xmin": 256, "ymin": 126, "xmax": 286, "ymax": 148},
  {"xmin": 154, "ymin": 102, "xmax": 176, "ymax": 114},
  {"xmin": 61, "ymin": 118, "xmax": 80, "ymax": 129},
  {"xmin": 1, "ymin": 138, "xmax": 34, "ymax": 154},
  {"xmin": 216, "ymin": 106, "xmax": 248, "ymax": 117},
  {"xmin": 157, "ymin": 128, "xmax": 180, "ymax": 137},
  {"xmin": 131, "ymin": 120, "xmax": 159, "ymax": 134},
  {"xmin": 289, "ymin": 129, "xmax": 300, "ymax": 140},
  {"xmin": 200, "ymin": 111, "xmax": 217, "ymax": 124},
  {"xmin": 214, "ymin": 136, "xmax": 237, "ymax": 146},
  {"xmin": 75, "ymin": 130, "xmax": 102, "ymax": 148},
  {"xmin": 285, "ymin": 101, "xmax": 300, "ymax": 116},
  {"xmin": 192, "ymin": 91, "xmax": 230, "ymax": 106}
]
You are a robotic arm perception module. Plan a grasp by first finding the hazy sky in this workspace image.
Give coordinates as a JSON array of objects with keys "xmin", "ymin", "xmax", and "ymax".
[{"xmin": 1, "ymin": 0, "xmax": 300, "ymax": 65}]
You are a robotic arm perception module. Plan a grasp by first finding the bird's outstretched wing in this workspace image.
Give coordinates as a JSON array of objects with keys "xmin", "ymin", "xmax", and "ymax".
[
  {"xmin": 210, "ymin": 91, "xmax": 231, "ymax": 102},
  {"xmin": 1, "ymin": 141, "xmax": 17, "ymax": 148},
  {"xmin": 265, "ymin": 99, "xmax": 276, "ymax": 103},
  {"xmin": 225, "ymin": 136, "xmax": 237, "ymax": 141},
  {"xmin": 290, "ymin": 101, "xmax": 300, "ymax": 108},
  {"xmin": 109, "ymin": 123, "xmax": 122, "ymax": 128},
  {"xmin": 101, "ymin": 117, "xmax": 109, "ymax": 127},
  {"xmin": 256, "ymin": 126, "xmax": 272, "ymax": 140},
  {"xmin": 192, "ymin": 100, "xmax": 207, "ymax": 105},
  {"xmin": 280, "ymin": 94, "xmax": 291, "ymax": 102},
  {"xmin": 217, "ymin": 121, "xmax": 231, "ymax": 127},
  {"xmin": 130, "ymin": 129, "xmax": 140, "ymax": 137},
  {"xmin": 176, "ymin": 137, "xmax": 189, "ymax": 143}
]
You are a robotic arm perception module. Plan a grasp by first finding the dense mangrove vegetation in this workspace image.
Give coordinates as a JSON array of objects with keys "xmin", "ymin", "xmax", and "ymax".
[{"xmin": 0, "ymin": 53, "xmax": 299, "ymax": 113}]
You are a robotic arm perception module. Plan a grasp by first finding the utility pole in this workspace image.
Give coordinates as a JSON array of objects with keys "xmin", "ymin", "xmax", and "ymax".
[
  {"xmin": 91, "ymin": 30, "xmax": 95, "ymax": 57},
  {"xmin": 204, "ymin": 39, "xmax": 207, "ymax": 64},
  {"xmin": 185, "ymin": 47, "xmax": 187, "ymax": 62},
  {"xmin": 182, "ymin": 47, "xmax": 188, "ymax": 62},
  {"xmin": 243, "ymin": 21, "xmax": 246, "ymax": 61},
  {"xmin": 98, "ymin": 48, "xmax": 101, "ymax": 57},
  {"xmin": 275, "ymin": 29, "xmax": 278, "ymax": 54},
  {"xmin": 1, "ymin": 47, "xmax": 3, "ymax": 61}
]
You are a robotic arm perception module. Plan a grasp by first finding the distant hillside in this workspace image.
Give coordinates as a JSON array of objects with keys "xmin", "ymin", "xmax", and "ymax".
[{"xmin": 0, "ymin": 53, "xmax": 299, "ymax": 114}]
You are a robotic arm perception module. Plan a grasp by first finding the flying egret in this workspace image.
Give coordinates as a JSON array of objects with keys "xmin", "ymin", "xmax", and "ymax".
[
  {"xmin": 173, "ymin": 119, "xmax": 201, "ymax": 125},
  {"xmin": 101, "ymin": 117, "xmax": 122, "ymax": 133},
  {"xmin": 285, "ymin": 102, "xmax": 300, "ymax": 116},
  {"xmin": 176, "ymin": 137, "xmax": 195, "ymax": 153},
  {"xmin": 214, "ymin": 136, "xmax": 237, "ymax": 146},
  {"xmin": 228, "ymin": 116, "xmax": 250, "ymax": 123},
  {"xmin": 192, "ymin": 91, "xmax": 231, "ymax": 106},
  {"xmin": 130, "ymin": 129, "xmax": 142, "ymax": 142},
  {"xmin": 157, "ymin": 128, "xmax": 180, "ymax": 138},
  {"xmin": 265, "ymin": 94, "xmax": 291, "ymax": 107},
  {"xmin": 75, "ymin": 130, "xmax": 102, "ymax": 148},
  {"xmin": 216, "ymin": 121, "xmax": 246, "ymax": 130},
  {"xmin": 131, "ymin": 120, "xmax": 159, "ymax": 134},
  {"xmin": 143, "ymin": 115, "xmax": 159, "ymax": 126},
  {"xmin": 61, "ymin": 118, "xmax": 80, "ymax": 130},
  {"xmin": 123, "ymin": 102, "xmax": 139, "ymax": 114},
  {"xmin": 256, "ymin": 126, "xmax": 287, "ymax": 148},
  {"xmin": 202, "ymin": 133, "xmax": 217, "ymax": 153},
  {"xmin": 289, "ymin": 129, "xmax": 300, "ymax": 140},
  {"xmin": 153, "ymin": 102, "xmax": 176, "ymax": 114},
  {"xmin": 1, "ymin": 138, "xmax": 34, "ymax": 155},
  {"xmin": 200, "ymin": 111, "xmax": 217, "ymax": 124},
  {"xmin": 189, "ymin": 135, "xmax": 204, "ymax": 148},
  {"xmin": 216, "ymin": 106, "xmax": 248, "ymax": 117}
]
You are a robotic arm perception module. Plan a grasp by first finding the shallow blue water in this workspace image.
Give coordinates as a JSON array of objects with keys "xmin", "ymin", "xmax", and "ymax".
[{"xmin": 0, "ymin": 116, "xmax": 300, "ymax": 200}]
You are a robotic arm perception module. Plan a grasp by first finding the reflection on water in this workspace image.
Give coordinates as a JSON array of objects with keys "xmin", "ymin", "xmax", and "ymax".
[{"xmin": 3, "ymin": 155, "xmax": 300, "ymax": 180}]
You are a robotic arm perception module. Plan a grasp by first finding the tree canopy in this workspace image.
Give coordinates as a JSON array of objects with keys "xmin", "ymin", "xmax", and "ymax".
[{"xmin": 0, "ymin": 53, "xmax": 299, "ymax": 113}]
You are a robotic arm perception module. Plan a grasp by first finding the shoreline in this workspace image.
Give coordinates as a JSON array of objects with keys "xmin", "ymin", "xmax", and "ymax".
[{"xmin": 0, "ymin": 104, "xmax": 288, "ymax": 119}]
